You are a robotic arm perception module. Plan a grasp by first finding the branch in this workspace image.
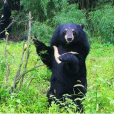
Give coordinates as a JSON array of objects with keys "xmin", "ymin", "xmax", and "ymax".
[
  {"xmin": 18, "ymin": 60, "xmax": 43, "ymax": 83},
  {"xmin": 10, "ymin": 11, "xmax": 43, "ymax": 93},
  {"xmin": 26, "ymin": 77, "xmax": 36, "ymax": 91},
  {"xmin": 4, "ymin": 34, "xmax": 10, "ymax": 81},
  {"xmin": 7, "ymin": 51, "xmax": 15, "ymax": 66},
  {"xmin": 10, "ymin": 44, "xmax": 26, "ymax": 93},
  {"xmin": 0, "ymin": 18, "xmax": 16, "ymax": 35},
  {"xmin": 16, "ymin": 60, "xmax": 43, "ymax": 92},
  {"xmin": 19, "ymin": 11, "xmax": 32, "ymax": 90}
]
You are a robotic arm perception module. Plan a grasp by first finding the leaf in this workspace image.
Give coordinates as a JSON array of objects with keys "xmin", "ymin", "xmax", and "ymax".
[
  {"xmin": 16, "ymin": 99, "xmax": 21, "ymax": 104},
  {"xmin": 73, "ymin": 84, "xmax": 84, "ymax": 88}
]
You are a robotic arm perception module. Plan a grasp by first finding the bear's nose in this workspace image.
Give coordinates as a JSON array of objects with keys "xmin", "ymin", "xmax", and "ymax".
[{"xmin": 67, "ymin": 37, "xmax": 72, "ymax": 41}]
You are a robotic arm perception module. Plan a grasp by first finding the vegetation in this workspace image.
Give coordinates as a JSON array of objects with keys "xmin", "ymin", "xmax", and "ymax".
[
  {"xmin": 0, "ymin": 41, "xmax": 114, "ymax": 113},
  {"xmin": 0, "ymin": 0, "xmax": 114, "ymax": 113}
]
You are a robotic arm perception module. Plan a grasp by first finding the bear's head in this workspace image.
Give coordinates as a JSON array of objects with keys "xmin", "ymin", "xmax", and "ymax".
[{"xmin": 50, "ymin": 23, "xmax": 86, "ymax": 46}]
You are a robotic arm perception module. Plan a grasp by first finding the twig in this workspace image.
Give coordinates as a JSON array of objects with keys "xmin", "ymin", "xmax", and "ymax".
[
  {"xmin": 26, "ymin": 62, "xmax": 44, "ymax": 91},
  {"xmin": 18, "ymin": 60, "xmax": 43, "ymax": 84},
  {"xmin": 21, "ymin": 60, "xmax": 43, "ymax": 77},
  {"xmin": 10, "ymin": 12, "xmax": 32, "ymax": 93},
  {"xmin": 19, "ymin": 11, "xmax": 32, "ymax": 90},
  {"xmin": 24, "ymin": 11, "xmax": 32, "ymax": 70},
  {"xmin": 4, "ymin": 35, "xmax": 10, "ymax": 81},
  {"xmin": 7, "ymin": 51, "xmax": 15, "ymax": 65},
  {"xmin": 26, "ymin": 77, "xmax": 36, "ymax": 91},
  {"xmin": 13, "ymin": 60, "xmax": 43, "ymax": 92},
  {"xmin": 0, "ymin": 18, "xmax": 16, "ymax": 35},
  {"xmin": 10, "ymin": 11, "xmax": 43, "ymax": 93},
  {"xmin": 10, "ymin": 44, "xmax": 26, "ymax": 93}
]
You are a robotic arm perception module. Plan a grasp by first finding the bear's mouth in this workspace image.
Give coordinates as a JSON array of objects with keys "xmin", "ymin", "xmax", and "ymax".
[{"xmin": 66, "ymin": 38, "xmax": 73, "ymax": 44}]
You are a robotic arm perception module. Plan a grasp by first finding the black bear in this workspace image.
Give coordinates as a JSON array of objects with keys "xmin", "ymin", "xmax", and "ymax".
[
  {"xmin": 34, "ymin": 23, "xmax": 90, "ymax": 112},
  {"xmin": 0, "ymin": 0, "xmax": 12, "ymax": 39}
]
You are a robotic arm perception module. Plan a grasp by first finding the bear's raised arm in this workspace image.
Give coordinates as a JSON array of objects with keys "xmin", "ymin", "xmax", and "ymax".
[{"xmin": 33, "ymin": 37, "xmax": 54, "ymax": 69}]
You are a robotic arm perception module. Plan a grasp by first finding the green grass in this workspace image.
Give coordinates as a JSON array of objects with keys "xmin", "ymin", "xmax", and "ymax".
[
  {"xmin": 84, "ymin": 42, "xmax": 114, "ymax": 113},
  {"xmin": 0, "ymin": 40, "xmax": 114, "ymax": 113}
]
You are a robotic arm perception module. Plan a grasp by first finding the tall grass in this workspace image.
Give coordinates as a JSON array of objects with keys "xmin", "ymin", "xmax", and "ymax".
[
  {"xmin": 88, "ymin": 4, "xmax": 114, "ymax": 43},
  {"xmin": 0, "ymin": 40, "xmax": 114, "ymax": 113}
]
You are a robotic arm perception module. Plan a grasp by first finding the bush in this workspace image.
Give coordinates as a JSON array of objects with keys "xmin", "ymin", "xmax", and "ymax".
[
  {"xmin": 88, "ymin": 4, "xmax": 114, "ymax": 43},
  {"xmin": 51, "ymin": 4, "xmax": 87, "ymax": 27},
  {"xmin": 31, "ymin": 22, "xmax": 53, "ymax": 43}
]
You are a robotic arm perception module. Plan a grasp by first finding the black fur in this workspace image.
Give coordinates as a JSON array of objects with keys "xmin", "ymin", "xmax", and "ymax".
[
  {"xmin": 34, "ymin": 23, "xmax": 90, "ymax": 112},
  {"xmin": 0, "ymin": 2, "xmax": 12, "ymax": 39}
]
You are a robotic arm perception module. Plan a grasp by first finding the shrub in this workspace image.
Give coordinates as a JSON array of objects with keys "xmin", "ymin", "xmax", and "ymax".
[
  {"xmin": 31, "ymin": 22, "xmax": 53, "ymax": 43},
  {"xmin": 51, "ymin": 4, "xmax": 87, "ymax": 27},
  {"xmin": 88, "ymin": 4, "xmax": 114, "ymax": 43}
]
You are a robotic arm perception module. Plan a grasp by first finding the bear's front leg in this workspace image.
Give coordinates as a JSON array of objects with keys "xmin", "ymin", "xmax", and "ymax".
[
  {"xmin": 59, "ymin": 53, "xmax": 79, "ymax": 73},
  {"xmin": 33, "ymin": 37, "xmax": 53, "ymax": 69}
]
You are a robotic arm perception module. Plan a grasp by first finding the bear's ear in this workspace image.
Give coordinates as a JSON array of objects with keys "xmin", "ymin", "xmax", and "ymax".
[{"xmin": 81, "ymin": 24, "xmax": 84, "ymax": 29}]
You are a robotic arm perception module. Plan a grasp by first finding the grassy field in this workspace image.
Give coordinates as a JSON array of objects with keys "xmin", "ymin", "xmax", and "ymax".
[{"xmin": 0, "ymin": 40, "xmax": 114, "ymax": 113}]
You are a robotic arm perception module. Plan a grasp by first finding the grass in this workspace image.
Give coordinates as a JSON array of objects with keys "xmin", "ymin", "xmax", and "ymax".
[
  {"xmin": 0, "ymin": 40, "xmax": 114, "ymax": 113},
  {"xmin": 84, "ymin": 42, "xmax": 114, "ymax": 113}
]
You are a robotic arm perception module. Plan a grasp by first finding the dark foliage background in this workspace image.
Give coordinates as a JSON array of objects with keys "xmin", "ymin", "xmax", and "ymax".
[{"xmin": 2, "ymin": 0, "xmax": 112, "ymax": 43}]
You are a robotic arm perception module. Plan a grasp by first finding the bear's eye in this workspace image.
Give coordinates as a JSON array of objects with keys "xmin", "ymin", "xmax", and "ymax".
[
  {"xmin": 72, "ymin": 29, "xmax": 76, "ymax": 35},
  {"xmin": 63, "ymin": 29, "xmax": 67, "ymax": 35}
]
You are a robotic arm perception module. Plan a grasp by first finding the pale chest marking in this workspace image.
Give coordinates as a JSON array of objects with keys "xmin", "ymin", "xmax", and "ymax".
[{"xmin": 53, "ymin": 46, "xmax": 79, "ymax": 64}]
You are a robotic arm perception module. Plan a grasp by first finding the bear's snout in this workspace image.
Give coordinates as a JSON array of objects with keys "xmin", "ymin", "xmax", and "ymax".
[
  {"xmin": 65, "ymin": 35, "xmax": 74, "ymax": 43},
  {"xmin": 67, "ymin": 37, "xmax": 73, "ymax": 42},
  {"xmin": 64, "ymin": 29, "xmax": 74, "ymax": 43}
]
